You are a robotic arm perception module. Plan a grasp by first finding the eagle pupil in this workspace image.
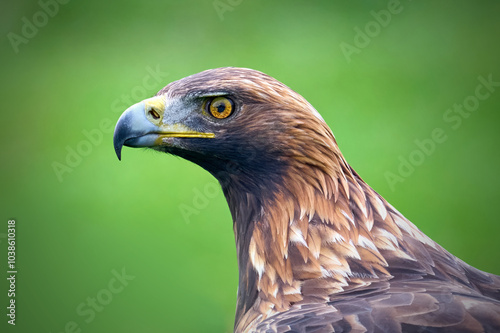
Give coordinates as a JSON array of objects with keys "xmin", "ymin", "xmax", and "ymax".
[{"xmin": 217, "ymin": 104, "xmax": 226, "ymax": 113}]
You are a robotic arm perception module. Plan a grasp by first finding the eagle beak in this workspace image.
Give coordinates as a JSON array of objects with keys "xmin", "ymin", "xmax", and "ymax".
[{"xmin": 113, "ymin": 96, "xmax": 214, "ymax": 160}]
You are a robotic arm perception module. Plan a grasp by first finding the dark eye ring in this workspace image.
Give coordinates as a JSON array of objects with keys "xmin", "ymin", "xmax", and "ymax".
[{"xmin": 206, "ymin": 97, "xmax": 234, "ymax": 119}]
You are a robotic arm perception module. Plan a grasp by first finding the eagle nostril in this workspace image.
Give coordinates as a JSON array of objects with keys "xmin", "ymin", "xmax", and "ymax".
[{"xmin": 148, "ymin": 109, "xmax": 161, "ymax": 120}]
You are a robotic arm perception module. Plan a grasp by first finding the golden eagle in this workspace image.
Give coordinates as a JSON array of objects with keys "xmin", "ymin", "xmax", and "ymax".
[{"xmin": 114, "ymin": 67, "xmax": 500, "ymax": 332}]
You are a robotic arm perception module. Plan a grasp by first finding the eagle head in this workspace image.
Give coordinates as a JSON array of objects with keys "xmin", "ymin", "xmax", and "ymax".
[{"xmin": 114, "ymin": 67, "xmax": 340, "ymax": 199}]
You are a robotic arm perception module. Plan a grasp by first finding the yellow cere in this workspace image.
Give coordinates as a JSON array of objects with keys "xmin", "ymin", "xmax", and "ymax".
[
  {"xmin": 144, "ymin": 96, "xmax": 166, "ymax": 114},
  {"xmin": 144, "ymin": 96, "xmax": 166, "ymax": 123}
]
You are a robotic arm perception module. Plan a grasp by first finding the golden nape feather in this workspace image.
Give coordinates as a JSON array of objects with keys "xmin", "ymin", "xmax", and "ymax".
[{"xmin": 113, "ymin": 67, "xmax": 500, "ymax": 332}]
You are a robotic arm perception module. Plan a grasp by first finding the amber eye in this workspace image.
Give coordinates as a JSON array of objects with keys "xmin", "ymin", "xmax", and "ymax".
[{"xmin": 207, "ymin": 97, "xmax": 234, "ymax": 119}]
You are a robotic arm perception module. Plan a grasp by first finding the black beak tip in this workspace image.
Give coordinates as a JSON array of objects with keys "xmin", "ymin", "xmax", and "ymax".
[
  {"xmin": 113, "ymin": 134, "xmax": 124, "ymax": 161},
  {"xmin": 114, "ymin": 141, "xmax": 123, "ymax": 161}
]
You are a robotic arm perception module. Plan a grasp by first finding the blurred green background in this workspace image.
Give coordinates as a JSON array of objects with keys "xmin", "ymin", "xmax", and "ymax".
[{"xmin": 1, "ymin": 1, "xmax": 500, "ymax": 332}]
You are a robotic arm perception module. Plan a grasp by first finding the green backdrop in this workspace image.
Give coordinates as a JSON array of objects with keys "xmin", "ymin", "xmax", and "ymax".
[{"xmin": 1, "ymin": 1, "xmax": 500, "ymax": 332}]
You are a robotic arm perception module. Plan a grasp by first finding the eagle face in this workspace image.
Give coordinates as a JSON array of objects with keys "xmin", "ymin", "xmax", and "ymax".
[{"xmin": 114, "ymin": 67, "xmax": 500, "ymax": 333}]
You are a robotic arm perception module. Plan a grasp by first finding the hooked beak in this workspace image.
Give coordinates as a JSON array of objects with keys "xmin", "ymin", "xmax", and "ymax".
[{"xmin": 113, "ymin": 96, "xmax": 214, "ymax": 160}]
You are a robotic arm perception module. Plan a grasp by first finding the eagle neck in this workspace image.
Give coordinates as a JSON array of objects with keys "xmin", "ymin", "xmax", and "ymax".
[
  {"xmin": 220, "ymin": 178, "xmax": 267, "ymax": 332},
  {"xmin": 224, "ymin": 150, "xmax": 414, "ymax": 329}
]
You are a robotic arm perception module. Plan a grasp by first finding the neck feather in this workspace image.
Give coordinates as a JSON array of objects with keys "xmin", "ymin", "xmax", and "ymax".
[
  {"xmin": 223, "ymin": 139, "xmax": 438, "ymax": 332},
  {"xmin": 216, "ymin": 115, "xmax": 438, "ymax": 332}
]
